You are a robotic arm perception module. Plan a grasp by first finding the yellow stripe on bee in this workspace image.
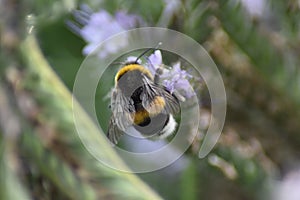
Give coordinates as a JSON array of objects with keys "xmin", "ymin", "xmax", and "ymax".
[
  {"xmin": 147, "ymin": 96, "xmax": 166, "ymax": 116},
  {"xmin": 132, "ymin": 96, "xmax": 166, "ymax": 125},
  {"xmin": 133, "ymin": 110, "xmax": 149, "ymax": 124},
  {"xmin": 115, "ymin": 64, "xmax": 153, "ymax": 84}
]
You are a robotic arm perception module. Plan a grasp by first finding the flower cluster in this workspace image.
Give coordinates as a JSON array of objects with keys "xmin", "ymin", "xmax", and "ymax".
[
  {"xmin": 69, "ymin": 5, "xmax": 194, "ymax": 99},
  {"xmin": 118, "ymin": 50, "xmax": 194, "ymax": 100},
  {"xmin": 68, "ymin": 5, "xmax": 144, "ymax": 58},
  {"xmin": 146, "ymin": 50, "xmax": 194, "ymax": 99}
]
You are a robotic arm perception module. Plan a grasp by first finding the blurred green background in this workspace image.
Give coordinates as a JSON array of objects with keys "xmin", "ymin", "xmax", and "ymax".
[{"xmin": 1, "ymin": 0, "xmax": 300, "ymax": 199}]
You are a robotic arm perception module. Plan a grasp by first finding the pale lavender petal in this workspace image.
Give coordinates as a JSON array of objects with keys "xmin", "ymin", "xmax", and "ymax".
[
  {"xmin": 73, "ymin": 6, "xmax": 144, "ymax": 58},
  {"xmin": 82, "ymin": 43, "xmax": 98, "ymax": 55},
  {"xmin": 163, "ymin": 79, "xmax": 175, "ymax": 93},
  {"xmin": 158, "ymin": 61, "xmax": 195, "ymax": 98},
  {"xmin": 89, "ymin": 11, "xmax": 113, "ymax": 25},
  {"xmin": 148, "ymin": 50, "xmax": 162, "ymax": 66},
  {"xmin": 146, "ymin": 50, "xmax": 163, "ymax": 75},
  {"xmin": 115, "ymin": 11, "xmax": 142, "ymax": 29}
]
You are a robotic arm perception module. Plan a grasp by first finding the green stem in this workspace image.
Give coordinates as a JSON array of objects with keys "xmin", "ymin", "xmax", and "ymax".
[
  {"xmin": 19, "ymin": 34, "xmax": 162, "ymax": 200},
  {"xmin": 21, "ymin": 129, "xmax": 97, "ymax": 200}
]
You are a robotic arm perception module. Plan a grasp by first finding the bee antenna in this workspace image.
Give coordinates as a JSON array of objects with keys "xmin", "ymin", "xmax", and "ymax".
[{"xmin": 135, "ymin": 42, "xmax": 162, "ymax": 63}]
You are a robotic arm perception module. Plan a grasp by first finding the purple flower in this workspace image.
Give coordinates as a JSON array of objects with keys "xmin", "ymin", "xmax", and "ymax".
[
  {"xmin": 115, "ymin": 11, "xmax": 144, "ymax": 29},
  {"xmin": 161, "ymin": 62, "xmax": 194, "ymax": 98},
  {"xmin": 147, "ymin": 50, "xmax": 163, "ymax": 75},
  {"xmin": 69, "ymin": 5, "xmax": 144, "ymax": 58},
  {"xmin": 146, "ymin": 50, "xmax": 195, "ymax": 99},
  {"xmin": 80, "ymin": 10, "xmax": 125, "ymax": 57}
]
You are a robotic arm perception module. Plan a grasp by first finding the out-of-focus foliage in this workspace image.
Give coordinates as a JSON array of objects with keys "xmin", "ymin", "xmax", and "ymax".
[{"xmin": 1, "ymin": 0, "xmax": 300, "ymax": 200}]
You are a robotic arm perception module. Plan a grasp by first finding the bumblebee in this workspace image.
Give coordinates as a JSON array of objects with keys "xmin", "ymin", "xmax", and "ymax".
[{"xmin": 107, "ymin": 57, "xmax": 180, "ymax": 145}]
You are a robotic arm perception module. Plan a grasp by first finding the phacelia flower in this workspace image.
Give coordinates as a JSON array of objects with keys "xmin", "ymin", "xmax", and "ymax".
[
  {"xmin": 146, "ymin": 50, "xmax": 195, "ymax": 99},
  {"xmin": 147, "ymin": 50, "xmax": 163, "ymax": 75},
  {"xmin": 68, "ymin": 5, "xmax": 144, "ymax": 58},
  {"xmin": 161, "ymin": 62, "xmax": 194, "ymax": 98}
]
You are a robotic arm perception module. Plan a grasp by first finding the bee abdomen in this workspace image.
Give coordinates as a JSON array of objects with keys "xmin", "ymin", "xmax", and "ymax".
[{"xmin": 134, "ymin": 112, "xmax": 170, "ymax": 137}]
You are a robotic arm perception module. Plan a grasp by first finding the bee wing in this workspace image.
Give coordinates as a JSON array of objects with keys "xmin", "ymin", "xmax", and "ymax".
[
  {"xmin": 107, "ymin": 88, "xmax": 134, "ymax": 144},
  {"xmin": 107, "ymin": 116, "xmax": 124, "ymax": 145},
  {"xmin": 111, "ymin": 89, "xmax": 134, "ymax": 129},
  {"xmin": 143, "ymin": 81, "xmax": 180, "ymax": 115}
]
